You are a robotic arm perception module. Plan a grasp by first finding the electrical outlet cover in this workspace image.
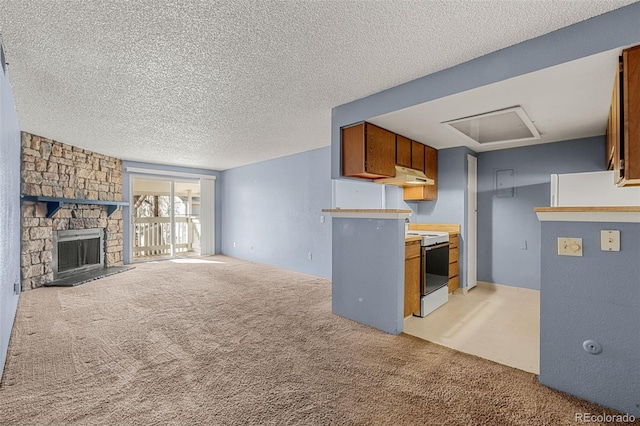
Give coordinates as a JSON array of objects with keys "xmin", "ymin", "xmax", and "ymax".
[
  {"xmin": 558, "ymin": 237, "xmax": 583, "ymax": 256},
  {"xmin": 600, "ymin": 230, "xmax": 620, "ymax": 252}
]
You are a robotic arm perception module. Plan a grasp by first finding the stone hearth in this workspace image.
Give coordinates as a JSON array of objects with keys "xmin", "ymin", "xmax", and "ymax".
[{"xmin": 20, "ymin": 132, "xmax": 124, "ymax": 290}]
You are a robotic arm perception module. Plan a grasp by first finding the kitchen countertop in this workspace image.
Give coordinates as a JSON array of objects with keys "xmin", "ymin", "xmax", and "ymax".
[
  {"xmin": 535, "ymin": 206, "xmax": 640, "ymax": 223},
  {"xmin": 322, "ymin": 209, "xmax": 412, "ymax": 213},
  {"xmin": 408, "ymin": 223, "xmax": 460, "ymax": 235},
  {"xmin": 322, "ymin": 209, "xmax": 412, "ymax": 219},
  {"xmin": 534, "ymin": 206, "xmax": 640, "ymax": 212},
  {"xmin": 405, "ymin": 235, "xmax": 422, "ymax": 243}
]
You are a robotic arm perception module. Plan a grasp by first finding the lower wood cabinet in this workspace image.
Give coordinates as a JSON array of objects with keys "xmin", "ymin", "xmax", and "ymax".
[
  {"xmin": 404, "ymin": 240, "xmax": 421, "ymax": 317},
  {"xmin": 448, "ymin": 234, "xmax": 460, "ymax": 293}
]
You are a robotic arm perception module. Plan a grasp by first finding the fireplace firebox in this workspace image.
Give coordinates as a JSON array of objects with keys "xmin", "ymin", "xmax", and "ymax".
[{"xmin": 52, "ymin": 228, "xmax": 105, "ymax": 279}]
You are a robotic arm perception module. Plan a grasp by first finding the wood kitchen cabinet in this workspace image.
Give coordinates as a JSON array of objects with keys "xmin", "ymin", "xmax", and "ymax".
[
  {"xmin": 607, "ymin": 44, "xmax": 640, "ymax": 186},
  {"xmin": 606, "ymin": 64, "xmax": 620, "ymax": 171},
  {"xmin": 403, "ymin": 145, "xmax": 438, "ymax": 201},
  {"xmin": 411, "ymin": 141, "xmax": 425, "ymax": 172},
  {"xmin": 342, "ymin": 121, "xmax": 439, "ymax": 197},
  {"xmin": 448, "ymin": 234, "xmax": 460, "ymax": 294},
  {"xmin": 342, "ymin": 122, "xmax": 396, "ymax": 179},
  {"xmin": 396, "ymin": 135, "xmax": 412, "ymax": 168},
  {"xmin": 404, "ymin": 240, "xmax": 421, "ymax": 317}
]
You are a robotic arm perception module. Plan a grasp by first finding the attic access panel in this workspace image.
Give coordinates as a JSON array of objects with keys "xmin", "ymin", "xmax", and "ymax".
[{"xmin": 442, "ymin": 106, "xmax": 540, "ymax": 145}]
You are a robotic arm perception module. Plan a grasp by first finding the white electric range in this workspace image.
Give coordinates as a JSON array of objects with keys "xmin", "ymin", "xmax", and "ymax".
[{"xmin": 405, "ymin": 230, "xmax": 450, "ymax": 317}]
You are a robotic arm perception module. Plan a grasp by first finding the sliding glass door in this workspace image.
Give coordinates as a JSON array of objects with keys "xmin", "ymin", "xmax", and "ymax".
[
  {"xmin": 173, "ymin": 181, "xmax": 201, "ymax": 256},
  {"xmin": 131, "ymin": 177, "xmax": 201, "ymax": 261}
]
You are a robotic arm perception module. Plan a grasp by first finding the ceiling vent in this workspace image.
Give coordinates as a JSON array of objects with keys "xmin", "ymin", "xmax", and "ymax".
[{"xmin": 442, "ymin": 106, "xmax": 540, "ymax": 145}]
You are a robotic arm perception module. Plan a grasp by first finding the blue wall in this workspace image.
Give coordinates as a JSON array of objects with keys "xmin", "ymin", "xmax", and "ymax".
[
  {"xmin": 122, "ymin": 161, "xmax": 223, "ymax": 263},
  {"xmin": 0, "ymin": 46, "xmax": 21, "ymax": 379},
  {"xmin": 540, "ymin": 220, "xmax": 640, "ymax": 416},
  {"xmin": 331, "ymin": 217, "xmax": 404, "ymax": 334},
  {"xmin": 221, "ymin": 147, "xmax": 332, "ymax": 279},
  {"xmin": 414, "ymin": 147, "xmax": 475, "ymax": 288},
  {"xmin": 477, "ymin": 138, "xmax": 605, "ymax": 289}
]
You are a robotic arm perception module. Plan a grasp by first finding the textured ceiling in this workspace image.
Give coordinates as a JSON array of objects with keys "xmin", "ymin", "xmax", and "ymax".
[{"xmin": 0, "ymin": 1, "xmax": 637, "ymax": 170}]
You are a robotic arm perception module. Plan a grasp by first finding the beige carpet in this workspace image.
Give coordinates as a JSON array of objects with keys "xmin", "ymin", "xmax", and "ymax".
[{"xmin": 0, "ymin": 256, "xmax": 624, "ymax": 425}]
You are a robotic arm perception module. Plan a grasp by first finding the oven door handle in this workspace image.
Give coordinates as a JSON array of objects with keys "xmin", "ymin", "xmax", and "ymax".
[{"xmin": 424, "ymin": 242, "xmax": 450, "ymax": 251}]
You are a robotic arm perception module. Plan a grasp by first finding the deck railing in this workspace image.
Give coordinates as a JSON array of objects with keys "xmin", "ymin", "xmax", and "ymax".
[{"xmin": 133, "ymin": 216, "xmax": 201, "ymax": 257}]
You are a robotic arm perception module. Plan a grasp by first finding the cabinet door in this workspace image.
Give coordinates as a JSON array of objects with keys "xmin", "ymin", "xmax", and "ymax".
[
  {"xmin": 411, "ymin": 141, "xmax": 425, "ymax": 172},
  {"xmin": 396, "ymin": 135, "xmax": 412, "ymax": 168},
  {"xmin": 403, "ymin": 145, "xmax": 437, "ymax": 201},
  {"xmin": 622, "ymin": 45, "xmax": 640, "ymax": 185},
  {"xmin": 342, "ymin": 123, "xmax": 366, "ymax": 178},
  {"xmin": 448, "ymin": 261, "xmax": 459, "ymax": 279},
  {"xmin": 423, "ymin": 145, "xmax": 438, "ymax": 199},
  {"xmin": 366, "ymin": 124, "xmax": 396, "ymax": 177},
  {"xmin": 404, "ymin": 256, "xmax": 421, "ymax": 317},
  {"xmin": 405, "ymin": 241, "xmax": 421, "ymax": 317},
  {"xmin": 613, "ymin": 57, "xmax": 623, "ymax": 183},
  {"xmin": 448, "ymin": 276, "xmax": 460, "ymax": 294},
  {"xmin": 404, "ymin": 257, "xmax": 420, "ymax": 317},
  {"xmin": 606, "ymin": 104, "xmax": 614, "ymax": 170},
  {"xmin": 342, "ymin": 122, "xmax": 396, "ymax": 179}
]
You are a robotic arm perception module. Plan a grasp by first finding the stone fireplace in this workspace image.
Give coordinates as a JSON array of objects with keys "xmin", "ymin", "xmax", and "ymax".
[{"xmin": 21, "ymin": 132, "xmax": 124, "ymax": 290}]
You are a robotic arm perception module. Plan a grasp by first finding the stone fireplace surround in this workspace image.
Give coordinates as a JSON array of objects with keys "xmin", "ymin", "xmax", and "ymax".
[{"xmin": 20, "ymin": 132, "xmax": 124, "ymax": 290}]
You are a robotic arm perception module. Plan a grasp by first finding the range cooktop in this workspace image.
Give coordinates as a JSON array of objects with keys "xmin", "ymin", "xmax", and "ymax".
[{"xmin": 406, "ymin": 231, "xmax": 450, "ymax": 246}]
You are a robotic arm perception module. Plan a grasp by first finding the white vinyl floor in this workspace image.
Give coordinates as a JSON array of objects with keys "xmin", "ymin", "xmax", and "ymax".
[{"xmin": 403, "ymin": 281, "xmax": 540, "ymax": 374}]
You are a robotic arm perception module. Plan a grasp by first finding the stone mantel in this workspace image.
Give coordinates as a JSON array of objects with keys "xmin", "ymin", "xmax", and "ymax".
[{"xmin": 21, "ymin": 195, "xmax": 129, "ymax": 218}]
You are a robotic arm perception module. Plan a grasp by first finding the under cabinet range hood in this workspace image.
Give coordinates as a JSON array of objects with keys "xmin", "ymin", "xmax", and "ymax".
[{"xmin": 374, "ymin": 166, "xmax": 434, "ymax": 187}]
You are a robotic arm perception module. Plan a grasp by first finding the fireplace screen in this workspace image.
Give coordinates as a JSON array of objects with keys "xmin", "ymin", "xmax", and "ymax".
[{"xmin": 53, "ymin": 228, "xmax": 104, "ymax": 278}]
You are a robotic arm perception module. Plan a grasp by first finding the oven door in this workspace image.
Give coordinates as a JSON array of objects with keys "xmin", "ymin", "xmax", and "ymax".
[{"xmin": 422, "ymin": 242, "xmax": 450, "ymax": 295}]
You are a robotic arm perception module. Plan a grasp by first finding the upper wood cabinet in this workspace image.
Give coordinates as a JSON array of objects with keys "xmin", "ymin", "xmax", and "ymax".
[
  {"xmin": 341, "ymin": 121, "xmax": 438, "ymax": 199},
  {"xmin": 608, "ymin": 44, "xmax": 640, "ymax": 186},
  {"xmin": 342, "ymin": 122, "xmax": 396, "ymax": 179},
  {"xmin": 397, "ymin": 136, "xmax": 427, "ymax": 173},
  {"xmin": 411, "ymin": 141, "xmax": 425, "ymax": 172},
  {"xmin": 605, "ymin": 63, "xmax": 620, "ymax": 171},
  {"xmin": 403, "ymin": 145, "xmax": 438, "ymax": 201},
  {"xmin": 396, "ymin": 135, "xmax": 412, "ymax": 168}
]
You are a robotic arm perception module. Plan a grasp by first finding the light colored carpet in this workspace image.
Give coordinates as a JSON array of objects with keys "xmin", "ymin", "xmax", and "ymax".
[{"xmin": 0, "ymin": 256, "xmax": 623, "ymax": 425}]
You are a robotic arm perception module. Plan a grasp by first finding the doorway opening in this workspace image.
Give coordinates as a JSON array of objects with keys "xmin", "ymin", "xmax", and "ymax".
[
  {"xmin": 131, "ymin": 178, "xmax": 201, "ymax": 261},
  {"xmin": 403, "ymin": 154, "xmax": 539, "ymax": 374}
]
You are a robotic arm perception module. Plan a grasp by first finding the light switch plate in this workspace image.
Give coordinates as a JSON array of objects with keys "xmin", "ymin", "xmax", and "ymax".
[
  {"xmin": 600, "ymin": 230, "xmax": 620, "ymax": 251},
  {"xmin": 558, "ymin": 237, "xmax": 583, "ymax": 256}
]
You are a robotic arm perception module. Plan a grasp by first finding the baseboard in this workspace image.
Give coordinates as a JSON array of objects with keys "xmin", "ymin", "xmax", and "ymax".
[
  {"xmin": 476, "ymin": 280, "xmax": 540, "ymax": 296},
  {"xmin": 454, "ymin": 281, "xmax": 539, "ymax": 296}
]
